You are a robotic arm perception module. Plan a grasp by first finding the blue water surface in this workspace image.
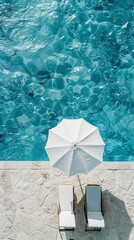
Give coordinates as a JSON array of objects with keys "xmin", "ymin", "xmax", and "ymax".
[{"xmin": 0, "ymin": 0, "xmax": 134, "ymax": 161}]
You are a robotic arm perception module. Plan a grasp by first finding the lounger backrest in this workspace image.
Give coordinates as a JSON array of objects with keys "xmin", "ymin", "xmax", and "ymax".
[
  {"xmin": 86, "ymin": 185, "xmax": 101, "ymax": 212},
  {"xmin": 59, "ymin": 185, "xmax": 74, "ymax": 211}
]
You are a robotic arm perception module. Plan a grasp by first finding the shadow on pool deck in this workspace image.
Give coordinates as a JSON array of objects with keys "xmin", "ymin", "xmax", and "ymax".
[{"xmin": 61, "ymin": 190, "xmax": 133, "ymax": 240}]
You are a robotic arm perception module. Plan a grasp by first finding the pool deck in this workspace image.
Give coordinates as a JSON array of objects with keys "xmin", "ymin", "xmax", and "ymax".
[{"xmin": 0, "ymin": 162, "xmax": 134, "ymax": 240}]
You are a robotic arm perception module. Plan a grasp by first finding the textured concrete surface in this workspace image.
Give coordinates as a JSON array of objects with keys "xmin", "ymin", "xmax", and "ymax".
[{"xmin": 0, "ymin": 162, "xmax": 134, "ymax": 240}]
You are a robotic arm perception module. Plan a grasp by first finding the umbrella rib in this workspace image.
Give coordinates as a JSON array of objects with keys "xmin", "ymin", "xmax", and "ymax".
[
  {"xmin": 78, "ymin": 128, "xmax": 97, "ymax": 144},
  {"xmin": 80, "ymin": 158, "xmax": 92, "ymax": 174},
  {"xmin": 80, "ymin": 147, "xmax": 103, "ymax": 162},
  {"xmin": 68, "ymin": 148, "xmax": 100, "ymax": 176},
  {"xmin": 46, "ymin": 146, "xmax": 70, "ymax": 150},
  {"xmin": 78, "ymin": 144, "xmax": 105, "ymax": 147},
  {"xmin": 52, "ymin": 147, "xmax": 71, "ymax": 168},
  {"xmin": 64, "ymin": 120, "xmax": 75, "ymax": 142},
  {"xmin": 76, "ymin": 157, "xmax": 89, "ymax": 174},
  {"xmin": 75, "ymin": 118, "xmax": 83, "ymax": 142},
  {"xmin": 68, "ymin": 150, "xmax": 74, "ymax": 176},
  {"xmin": 49, "ymin": 130, "xmax": 71, "ymax": 144},
  {"xmin": 80, "ymin": 155, "xmax": 101, "ymax": 174}
]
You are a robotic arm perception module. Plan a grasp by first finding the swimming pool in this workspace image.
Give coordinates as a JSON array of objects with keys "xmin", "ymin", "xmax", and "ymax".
[{"xmin": 0, "ymin": 0, "xmax": 133, "ymax": 161}]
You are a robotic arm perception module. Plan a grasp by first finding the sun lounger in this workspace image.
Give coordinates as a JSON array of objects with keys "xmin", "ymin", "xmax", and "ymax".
[
  {"xmin": 84, "ymin": 184, "xmax": 105, "ymax": 231},
  {"xmin": 58, "ymin": 185, "xmax": 76, "ymax": 231}
]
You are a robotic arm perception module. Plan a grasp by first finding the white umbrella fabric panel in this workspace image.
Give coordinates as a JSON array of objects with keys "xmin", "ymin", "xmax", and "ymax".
[{"xmin": 45, "ymin": 118, "xmax": 105, "ymax": 176}]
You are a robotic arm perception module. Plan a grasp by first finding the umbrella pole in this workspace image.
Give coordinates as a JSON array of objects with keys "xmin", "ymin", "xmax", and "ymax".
[{"xmin": 77, "ymin": 174, "xmax": 84, "ymax": 196}]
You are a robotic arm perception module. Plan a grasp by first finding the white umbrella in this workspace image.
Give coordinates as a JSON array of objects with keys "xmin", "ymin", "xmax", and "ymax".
[{"xmin": 45, "ymin": 118, "xmax": 105, "ymax": 176}]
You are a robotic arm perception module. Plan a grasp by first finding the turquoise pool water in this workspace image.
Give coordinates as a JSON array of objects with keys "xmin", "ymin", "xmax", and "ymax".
[{"xmin": 0, "ymin": 0, "xmax": 134, "ymax": 161}]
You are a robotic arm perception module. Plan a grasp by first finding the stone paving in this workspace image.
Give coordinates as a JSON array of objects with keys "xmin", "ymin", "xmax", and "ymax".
[{"xmin": 0, "ymin": 162, "xmax": 134, "ymax": 240}]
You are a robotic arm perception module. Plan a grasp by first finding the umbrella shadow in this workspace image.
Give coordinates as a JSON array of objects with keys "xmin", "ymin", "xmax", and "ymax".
[
  {"xmin": 64, "ymin": 189, "xmax": 133, "ymax": 240},
  {"xmin": 102, "ymin": 190, "xmax": 133, "ymax": 240}
]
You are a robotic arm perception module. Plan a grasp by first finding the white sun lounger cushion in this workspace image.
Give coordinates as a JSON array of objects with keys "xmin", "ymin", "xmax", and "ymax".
[
  {"xmin": 86, "ymin": 185, "xmax": 105, "ymax": 228},
  {"xmin": 59, "ymin": 211, "xmax": 76, "ymax": 228},
  {"xmin": 87, "ymin": 212, "xmax": 105, "ymax": 228},
  {"xmin": 59, "ymin": 185, "xmax": 76, "ymax": 229},
  {"xmin": 86, "ymin": 185, "xmax": 101, "ymax": 212},
  {"xmin": 59, "ymin": 185, "xmax": 74, "ymax": 211}
]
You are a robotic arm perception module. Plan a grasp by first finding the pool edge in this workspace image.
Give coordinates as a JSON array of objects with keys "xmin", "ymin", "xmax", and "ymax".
[{"xmin": 0, "ymin": 161, "xmax": 134, "ymax": 170}]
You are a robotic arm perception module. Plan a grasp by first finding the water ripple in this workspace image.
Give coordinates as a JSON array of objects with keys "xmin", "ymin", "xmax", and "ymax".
[{"xmin": 0, "ymin": 0, "xmax": 133, "ymax": 160}]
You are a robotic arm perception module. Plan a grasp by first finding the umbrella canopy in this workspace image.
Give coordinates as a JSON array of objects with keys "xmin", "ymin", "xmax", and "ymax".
[{"xmin": 45, "ymin": 118, "xmax": 105, "ymax": 176}]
